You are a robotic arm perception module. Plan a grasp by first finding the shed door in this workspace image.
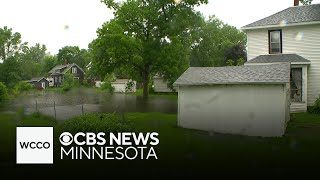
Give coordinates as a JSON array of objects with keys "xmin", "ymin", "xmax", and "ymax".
[{"xmin": 41, "ymin": 82, "xmax": 46, "ymax": 89}]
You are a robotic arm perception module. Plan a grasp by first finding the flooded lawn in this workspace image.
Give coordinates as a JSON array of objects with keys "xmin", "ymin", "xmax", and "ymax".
[{"xmin": 4, "ymin": 88, "xmax": 177, "ymax": 120}]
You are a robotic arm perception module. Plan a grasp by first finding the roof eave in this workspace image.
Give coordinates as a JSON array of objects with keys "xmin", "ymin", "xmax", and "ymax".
[
  {"xmin": 174, "ymin": 82, "xmax": 289, "ymax": 86},
  {"xmin": 241, "ymin": 21, "xmax": 320, "ymax": 31},
  {"xmin": 245, "ymin": 62, "xmax": 311, "ymax": 65}
]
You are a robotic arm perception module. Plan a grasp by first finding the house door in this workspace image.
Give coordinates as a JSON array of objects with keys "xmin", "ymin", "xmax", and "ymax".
[
  {"xmin": 290, "ymin": 68, "xmax": 302, "ymax": 102},
  {"xmin": 42, "ymin": 82, "xmax": 46, "ymax": 89}
]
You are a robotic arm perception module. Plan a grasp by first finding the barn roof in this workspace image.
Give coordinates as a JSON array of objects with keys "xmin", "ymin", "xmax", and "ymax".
[
  {"xmin": 242, "ymin": 4, "xmax": 320, "ymax": 29},
  {"xmin": 245, "ymin": 54, "xmax": 310, "ymax": 64},
  {"xmin": 173, "ymin": 63, "xmax": 290, "ymax": 86}
]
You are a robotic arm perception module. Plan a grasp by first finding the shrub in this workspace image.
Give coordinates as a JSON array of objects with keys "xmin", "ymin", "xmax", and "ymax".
[
  {"xmin": 100, "ymin": 82, "xmax": 115, "ymax": 93},
  {"xmin": 62, "ymin": 73, "xmax": 80, "ymax": 91},
  {"xmin": 0, "ymin": 82, "xmax": 8, "ymax": 103},
  {"xmin": 125, "ymin": 80, "xmax": 135, "ymax": 92},
  {"xmin": 308, "ymin": 95, "xmax": 320, "ymax": 114},
  {"xmin": 13, "ymin": 81, "xmax": 33, "ymax": 94},
  {"xmin": 63, "ymin": 113, "xmax": 132, "ymax": 134}
]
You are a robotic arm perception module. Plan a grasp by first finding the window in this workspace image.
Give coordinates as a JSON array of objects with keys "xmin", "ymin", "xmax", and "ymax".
[
  {"xmin": 268, "ymin": 30, "xmax": 282, "ymax": 54},
  {"xmin": 54, "ymin": 77, "xmax": 57, "ymax": 83},
  {"xmin": 59, "ymin": 76, "xmax": 62, "ymax": 83},
  {"xmin": 72, "ymin": 67, "xmax": 77, "ymax": 74},
  {"xmin": 290, "ymin": 68, "xmax": 302, "ymax": 102}
]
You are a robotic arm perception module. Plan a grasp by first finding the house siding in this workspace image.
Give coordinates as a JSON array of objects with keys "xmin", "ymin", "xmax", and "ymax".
[{"xmin": 246, "ymin": 24, "xmax": 320, "ymax": 106}]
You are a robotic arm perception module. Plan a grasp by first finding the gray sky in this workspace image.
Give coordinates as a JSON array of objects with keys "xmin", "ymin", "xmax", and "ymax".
[{"xmin": 0, "ymin": 0, "xmax": 319, "ymax": 54}]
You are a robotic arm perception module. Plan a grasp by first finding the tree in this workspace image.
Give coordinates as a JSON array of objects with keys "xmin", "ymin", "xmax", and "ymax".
[
  {"xmin": 40, "ymin": 55, "xmax": 58, "ymax": 76},
  {"xmin": 19, "ymin": 43, "xmax": 47, "ymax": 80},
  {"xmin": 57, "ymin": 46, "xmax": 90, "ymax": 70},
  {"xmin": 0, "ymin": 56, "xmax": 22, "ymax": 87},
  {"xmin": 299, "ymin": 0, "xmax": 312, "ymax": 5},
  {"xmin": 190, "ymin": 16, "xmax": 246, "ymax": 67},
  {"xmin": 224, "ymin": 44, "xmax": 246, "ymax": 66},
  {"xmin": 91, "ymin": 0, "xmax": 207, "ymax": 98},
  {"xmin": 0, "ymin": 26, "xmax": 27, "ymax": 62}
]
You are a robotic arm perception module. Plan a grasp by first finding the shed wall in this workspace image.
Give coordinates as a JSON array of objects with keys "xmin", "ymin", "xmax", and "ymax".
[{"xmin": 178, "ymin": 84, "xmax": 288, "ymax": 137}]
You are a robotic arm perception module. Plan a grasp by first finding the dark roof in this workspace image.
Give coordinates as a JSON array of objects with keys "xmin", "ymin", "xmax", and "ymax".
[
  {"xmin": 27, "ymin": 77, "xmax": 47, "ymax": 82},
  {"xmin": 242, "ymin": 4, "xmax": 320, "ymax": 29},
  {"xmin": 48, "ymin": 63, "xmax": 84, "ymax": 75},
  {"xmin": 48, "ymin": 64, "xmax": 70, "ymax": 74},
  {"xmin": 245, "ymin": 54, "xmax": 310, "ymax": 64},
  {"xmin": 173, "ymin": 63, "xmax": 290, "ymax": 86}
]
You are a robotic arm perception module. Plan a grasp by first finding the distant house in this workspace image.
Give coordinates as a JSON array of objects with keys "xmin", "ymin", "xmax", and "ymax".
[
  {"xmin": 241, "ymin": 3, "xmax": 320, "ymax": 112},
  {"xmin": 48, "ymin": 63, "xmax": 85, "ymax": 87},
  {"xmin": 153, "ymin": 75, "xmax": 176, "ymax": 93},
  {"xmin": 26, "ymin": 77, "xmax": 49, "ymax": 89}
]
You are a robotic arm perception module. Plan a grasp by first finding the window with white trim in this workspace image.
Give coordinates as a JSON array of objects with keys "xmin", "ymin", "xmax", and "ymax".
[
  {"xmin": 72, "ymin": 67, "xmax": 77, "ymax": 74},
  {"xmin": 269, "ymin": 30, "xmax": 282, "ymax": 54}
]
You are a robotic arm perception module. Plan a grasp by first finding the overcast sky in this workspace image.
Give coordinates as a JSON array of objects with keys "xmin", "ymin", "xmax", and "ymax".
[{"xmin": 0, "ymin": 0, "xmax": 319, "ymax": 54}]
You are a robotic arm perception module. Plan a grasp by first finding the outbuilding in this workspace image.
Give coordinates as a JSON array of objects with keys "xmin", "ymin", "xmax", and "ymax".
[
  {"xmin": 26, "ymin": 77, "xmax": 49, "ymax": 89},
  {"xmin": 173, "ymin": 63, "xmax": 291, "ymax": 137},
  {"xmin": 111, "ymin": 79, "xmax": 137, "ymax": 93}
]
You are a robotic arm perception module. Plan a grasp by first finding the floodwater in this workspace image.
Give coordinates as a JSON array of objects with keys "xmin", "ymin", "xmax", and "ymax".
[{"xmin": 4, "ymin": 88, "xmax": 177, "ymax": 120}]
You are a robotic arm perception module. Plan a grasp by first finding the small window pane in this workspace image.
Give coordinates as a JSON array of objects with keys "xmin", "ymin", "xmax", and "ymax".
[{"xmin": 270, "ymin": 31, "xmax": 280, "ymax": 42}]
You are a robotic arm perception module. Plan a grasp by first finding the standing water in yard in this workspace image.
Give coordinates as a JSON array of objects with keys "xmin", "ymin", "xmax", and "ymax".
[{"xmin": 3, "ymin": 88, "xmax": 177, "ymax": 120}]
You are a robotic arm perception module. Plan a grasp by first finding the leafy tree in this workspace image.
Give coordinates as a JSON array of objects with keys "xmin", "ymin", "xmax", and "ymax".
[
  {"xmin": 0, "ymin": 82, "xmax": 8, "ymax": 103},
  {"xmin": 91, "ymin": 0, "xmax": 207, "ymax": 98},
  {"xmin": 190, "ymin": 16, "xmax": 246, "ymax": 67},
  {"xmin": 0, "ymin": 26, "xmax": 27, "ymax": 62},
  {"xmin": 57, "ymin": 46, "xmax": 88, "ymax": 70},
  {"xmin": 19, "ymin": 43, "xmax": 47, "ymax": 80},
  {"xmin": 41, "ymin": 55, "xmax": 58, "ymax": 76},
  {"xmin": 224, "ymin": 44, "xmax": 246, "ymax": 66},
  {"xmin": 57, "ymin": 46, "xmax": 80, "ymax": 65},
  {"xmin": 0, "ymin": 57, "xmax": 22, "ymax": 88}
]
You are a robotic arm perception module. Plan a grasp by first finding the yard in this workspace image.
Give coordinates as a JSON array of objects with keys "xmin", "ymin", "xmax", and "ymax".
[{"xmin": 0, "ymin": 111, "xmax": 320, "ymax": 178}]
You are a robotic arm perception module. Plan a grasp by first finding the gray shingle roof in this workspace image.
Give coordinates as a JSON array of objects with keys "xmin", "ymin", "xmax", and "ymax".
[
  {"xmin": 48, "ymin": 63, "xmax": 84, "ymax": 75},
  {"xmin": 27, "ymin": 77, "xmax": 47, "ymax": 82},
  {"xmin": 245, "ymin": 54, "xmax": 310, "ymax": 64},
  {"xmin": 48, "ymin": 64, "xmax": 70, "ymax": 74},
  {"xmin": 242, "ymin": 4, "xmax": 320, "ymax": 29},
  {"xmin": 173, "ymin": 63, "xmax": 290, "ymax": 86}
]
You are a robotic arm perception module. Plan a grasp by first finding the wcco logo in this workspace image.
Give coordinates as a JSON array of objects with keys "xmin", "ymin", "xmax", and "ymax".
[{"xmin": 16, "ymin": 127, "xmax": 53, "ymax": 164}]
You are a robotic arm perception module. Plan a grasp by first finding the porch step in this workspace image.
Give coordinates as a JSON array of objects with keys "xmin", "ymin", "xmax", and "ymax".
[{"xmin": 290, "ymin": 103, "xmax": 307, "ymax": 113}]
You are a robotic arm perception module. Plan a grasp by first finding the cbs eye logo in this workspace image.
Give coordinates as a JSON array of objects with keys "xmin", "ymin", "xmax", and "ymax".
[{"xmin": 59, "ymin": 132, "xmax": 73, "ymax": 146}]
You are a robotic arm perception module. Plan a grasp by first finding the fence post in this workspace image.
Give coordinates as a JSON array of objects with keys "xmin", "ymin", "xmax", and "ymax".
[
  {"xmin": 54, "ymin": 101, "xmax": 57, "ymax": 120},
  {"xmin": 82, "ymin": 103, "xmax": 84, "ymax": 115},
  {"xmin": 35, "ymin": 100, "xmax": 38, "ymax": 112}
]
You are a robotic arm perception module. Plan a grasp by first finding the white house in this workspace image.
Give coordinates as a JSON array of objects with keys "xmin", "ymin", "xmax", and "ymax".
[
  {"xmin": 173, "ymin": 63, "xmax": 291, "ymax": 137},
  {"xmin": 242, "ymin": 2, "xmax": 320, "ymax": 112}
]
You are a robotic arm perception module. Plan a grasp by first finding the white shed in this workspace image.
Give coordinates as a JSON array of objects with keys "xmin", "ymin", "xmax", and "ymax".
[
  {"xmin": 173, "ymin": 63, "xmax": 291, "ymax": 137},
  {"xmin": 111, "ymin": 79, "xmax": 136, "ymax": 93},
  {"xmin": 153, "ymin": 75, "xmax": 176, "ymax": 93}
]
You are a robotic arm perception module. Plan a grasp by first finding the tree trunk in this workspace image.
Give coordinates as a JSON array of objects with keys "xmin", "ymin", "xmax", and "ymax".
[{"xmin": 142, "ymin": 69, "xmax": 150, "ymax": 99}]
